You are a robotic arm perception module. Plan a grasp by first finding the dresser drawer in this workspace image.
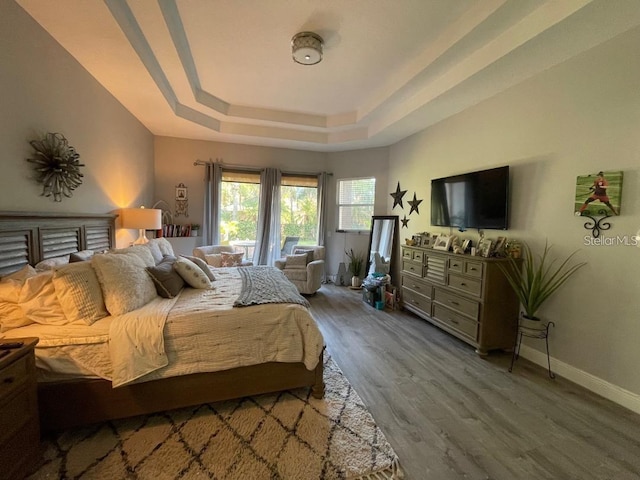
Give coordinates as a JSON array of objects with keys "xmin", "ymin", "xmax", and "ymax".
[
  {"xmin": 402, "ymin": 248, "xmax": 413, "ymax": 260},
  {"xmin": 448, "ymin": 257, "xmax": 463, "ymax": 273},
  {"xmin": 433, "ymin": 287, "xmax": 479, "ymax": 319},
  {"xmin": 464, "ymin": 260, "xmax": 483, "ymax": 278},
  {"xmin": 402, "ymin": 275, "xmax": 432, "ymax": 299},
  {"xmin": 432, "ymin": 304, "xmax": 478, "ymax": 341},
  {"xmin": 402, "ymin": 289, "xmax": 431, "ymax": 316},
  {"xmin": 402, "ymin": 260, "xmax": 422, "ymax": 277},
  {"xmin": 411, "ymin": 249, "xmax": 423, "ymax": 262},
  {"xmin": 448, "ymin": 273, "xmax": 482, "ymax": 296},
  {"xmin": 0, "ymin": 354, "xmax": 29, "ymax": 395},
  {"xmin": 0, "ymin": 385, "xmax": 32, "ymax": 443}
]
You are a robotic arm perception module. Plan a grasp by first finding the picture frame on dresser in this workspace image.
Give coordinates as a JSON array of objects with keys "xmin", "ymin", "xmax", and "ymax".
[
  {"xmin": 479, "ymin": 239, "xmax": 493, "ymax": 257},
  {"xmin": 433, "ymin": 234, "xmax": 453, "ymax": 251}
]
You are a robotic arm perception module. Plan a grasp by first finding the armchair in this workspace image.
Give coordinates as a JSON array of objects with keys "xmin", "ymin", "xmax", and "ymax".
[
  {"xmin": 193, "ymin": 245, "xmax": 254, "ymax": 266},
  {"xmin": 274, "ymin": 245, "xmax": 325, "ymax": 294}
]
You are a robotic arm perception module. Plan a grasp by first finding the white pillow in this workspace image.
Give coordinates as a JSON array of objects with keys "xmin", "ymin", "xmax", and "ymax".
[
  {"xmin": 35, "ymin": 255, "xmax": 70, "ymax": 272},
  {"xmin": 284, "ymin": 253, "xmax": 308, "ymax": 269},
  {"xmin": 0, "ymin": 279, "xmax": 30, "ymax": 332},
  {"xmin": 173, "ymin": 257, "xmax": 213, "ymax": 289},
  {"xmin": 145, "ymin": 242, "xmax": 164, "ymax": 264},
  {"xmin": 92, "ymin": 252, "xmax": 157, "ymax": 316},
  {"xmin": 110, "ymin": 245, "xmax": 156, "ymax": 267},
  {"xmin": 53, "ymin": 262, "xmax": 108, "ymax": 325},
  {"xmin": 18, "ymin": 271, "xmax": 68, "ymax": 325},
  {"xmin": 148, "ymin": 237, "xmax": 174, "ymax": 257}
]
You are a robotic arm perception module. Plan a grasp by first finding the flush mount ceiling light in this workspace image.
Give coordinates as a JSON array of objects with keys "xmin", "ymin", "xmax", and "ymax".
[{"xmin": 291, "ymin": 32, "xmax": 323, "ymax": 65}]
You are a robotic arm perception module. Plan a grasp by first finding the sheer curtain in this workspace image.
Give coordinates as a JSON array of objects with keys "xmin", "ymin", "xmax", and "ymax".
[
  {"xmin": 203, "ymin": 162, "xmax": 222, "ymax": 245},
  {"xmin": 316, "ymin": 172, "xmax": 330, "ymax": 246},
  {"xmin": 253, "ymin": 168, "xmax": 281, "ymax": 265}
]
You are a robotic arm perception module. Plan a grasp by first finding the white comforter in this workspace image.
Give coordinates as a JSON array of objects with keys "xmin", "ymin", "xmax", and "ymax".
[{"xmin": 2, "ymin": 267, "xmax": 324, "ymax": 387}]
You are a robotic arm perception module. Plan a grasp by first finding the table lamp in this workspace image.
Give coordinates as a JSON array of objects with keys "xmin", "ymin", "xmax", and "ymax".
[{"xmin": 120, "ymin": 207, "xmax": 162, "ymax": 245}]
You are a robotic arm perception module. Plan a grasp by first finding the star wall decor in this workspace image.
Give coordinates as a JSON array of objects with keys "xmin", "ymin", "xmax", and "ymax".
[
  {"xmin": 401, "ymin": 215, "xmax": 409, "ymax": 228},
  {"xmin": 390, "ymin": 182, "xmax": 407, "ymax": 209},
  {"xmin": 408, "ymin": 192, "xmax": 423, "ymax": 215}
]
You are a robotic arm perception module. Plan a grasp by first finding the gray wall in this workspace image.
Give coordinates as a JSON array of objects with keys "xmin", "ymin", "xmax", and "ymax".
[
  {"xmin": 388, "ymin": 25, "xmax": 640, "ymax": 409},
  {"xmin": 0, "ymin": 0, "xmax": 154, "ymax": 247}
]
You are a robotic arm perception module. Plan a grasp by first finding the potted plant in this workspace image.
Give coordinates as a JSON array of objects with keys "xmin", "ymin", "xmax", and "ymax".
[
  {"xmin": 345, "ymin": 248, "xmax": 365, "ymax": 288},
  {"xmin": 498, "ymin": 240, "xmax": 586, "ymax": 323},
  {"xmin": 190, "ymin": 223, "xmax": 200, "ymax": 237}
]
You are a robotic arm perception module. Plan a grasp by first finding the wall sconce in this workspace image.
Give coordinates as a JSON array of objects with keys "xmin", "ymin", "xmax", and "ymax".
[{"xmin": 120, "ymin": 207, "xmax": 162, "ymax": 244}]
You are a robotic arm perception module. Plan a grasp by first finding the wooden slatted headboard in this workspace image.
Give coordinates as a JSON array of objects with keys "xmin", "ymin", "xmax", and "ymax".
[{"xmin": 0, "ymin": 212, "xmax": 116, "ymax": 275}]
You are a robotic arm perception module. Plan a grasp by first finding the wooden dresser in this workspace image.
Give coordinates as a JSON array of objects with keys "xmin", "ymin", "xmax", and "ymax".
[
  {"xmin": 0, "ymin": 338, "xmax": 39, "ymax": 480},
  {"xmin": 401, "ymin": 246, "xmax": 519, "ymax": 355}
]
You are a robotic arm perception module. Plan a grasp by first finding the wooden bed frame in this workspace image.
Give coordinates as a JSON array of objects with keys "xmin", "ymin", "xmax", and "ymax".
[{"xmin": 0, "ymin": 212, "xmax": 324, "ymax": 431}]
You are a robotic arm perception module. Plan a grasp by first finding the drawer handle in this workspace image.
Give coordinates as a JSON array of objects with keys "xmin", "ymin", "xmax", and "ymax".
[
  {"xmin": 470, "ymin": 267, "xmax": 477, "ymax": 271},
  {"xmin": 452, "ymin": 263, "xmax": 459, "ymax": 267},
  {"xmin": 449, "ymin": 300, "xmax": 459, "ymax": 306},
  {"xmin": 3, "ymin": 377, "xmax": 14, "ymax": 384},
  {"xmin": 460, "ymin": 282, "xmax": 467, "ymax": 286},
  {"xmin": 450, "ymin": 319, "xmax": 459, "ymax": 325}
]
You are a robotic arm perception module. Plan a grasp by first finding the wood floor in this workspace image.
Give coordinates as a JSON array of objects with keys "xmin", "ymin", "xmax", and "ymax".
[{"xmin": 308, "ymin": 284, "xmax": 640, "ymax": 480}]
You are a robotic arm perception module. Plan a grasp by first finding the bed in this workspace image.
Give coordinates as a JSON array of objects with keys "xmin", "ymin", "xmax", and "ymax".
[{"xmin": 0, "ymin": 212, "xmax": 324, "ymax": 431}]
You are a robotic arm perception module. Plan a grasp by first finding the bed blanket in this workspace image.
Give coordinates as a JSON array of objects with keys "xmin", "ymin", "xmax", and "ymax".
[
  {"xmin": 234, "ymin": 266, "xmax": 310, "ymax": 307},
  {"xmin": 109, "ymin": 295, "xmax": 179, "ymax": 387}
]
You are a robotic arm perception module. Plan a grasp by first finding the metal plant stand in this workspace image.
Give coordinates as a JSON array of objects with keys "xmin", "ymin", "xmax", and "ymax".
[{"xmin": 509, "ymin": 320, "xmax": 555, "ymax": 379}]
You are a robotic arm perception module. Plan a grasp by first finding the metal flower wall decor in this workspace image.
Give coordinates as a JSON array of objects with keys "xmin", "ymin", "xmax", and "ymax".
[{"xmin": 27, "ymin": 132, "xmax": 84, "ymax": 202}]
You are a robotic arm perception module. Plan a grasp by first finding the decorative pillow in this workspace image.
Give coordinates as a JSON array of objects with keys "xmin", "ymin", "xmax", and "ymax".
[
  {"xmin": 18, "ymin": 271, "xmax": 68, "ymax": 325},
  {"xmin": 0, "ymin": 264, "xmax": 37, "ymax": 282},
  {"xmin": 147, "ymin": 258, "xmax": 185, "ymax": 298},
  {"xmin": 53, "ymin": 262, "xmax": 108, "ymax": 325},
  {"xmin": 92, "ymin": 252, "xmax": 157, "ymax": 316},
  {"xmin": 180, "ymin": 255, "xmax": 215, "ymax": 281},
  {"xmin": 284, "ymin": 253, "xmax": 309, "ymax": 269},
  {"xmin": 110, "ymin": 245, "xmax": 156, "ymax": 268},
  {"xmin": 204, "ymin": 253, "xmax": 223, "ymax": 268},
  {"xmin": 294, "ymin": 249, "xmax": 315, "ymax": 264},
  {"xmin": 0, "ymin": 280, "xmax": 30, "ymax": 332},
  {"xmin": 173, "ymin": 257, "xmax": 213, "ymax": 289},
  {"xmin": 145, "ymin": 242, "xmax": 164, "ymax": 264},
  {"xmin": 220, "ymin": 252, "xmax": 244, "ymax": 267},
  {"xmin": 69, "ymin": 250, "xmax": 94, "ymax": 263},
  {"xmin": 35, "ymin": 255, "xmax": 70, "ymax": 272},
  {"xmin": 148, "ymin": 237, "xmax": 174, "ymax": 257}
]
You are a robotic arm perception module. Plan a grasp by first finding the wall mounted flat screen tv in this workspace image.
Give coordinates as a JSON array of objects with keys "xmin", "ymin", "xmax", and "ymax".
[{"xmin": 431, "ymin": 166, "xmax": 509, "ymax": 230}]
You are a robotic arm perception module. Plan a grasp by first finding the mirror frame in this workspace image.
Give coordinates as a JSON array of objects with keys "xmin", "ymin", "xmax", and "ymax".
[{"xmin": 365, "ymin": 215, "xmax": 399, "ymax": 285}]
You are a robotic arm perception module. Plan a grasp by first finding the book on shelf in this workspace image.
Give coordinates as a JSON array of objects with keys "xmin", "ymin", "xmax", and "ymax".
[{"xmin": 161, "ymin": 224, "xmax": 192, "ymax": 238}]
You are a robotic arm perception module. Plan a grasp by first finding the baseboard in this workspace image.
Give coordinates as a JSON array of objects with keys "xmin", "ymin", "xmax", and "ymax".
[{"xmin": 519, "ymin": 345, "xmax": 640, "ymax": 415}]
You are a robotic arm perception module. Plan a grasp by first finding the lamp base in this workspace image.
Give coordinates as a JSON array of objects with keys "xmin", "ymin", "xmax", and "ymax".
[{"xmin": 132, "ymin": 229, "xmax": 150, "ymax": 245}]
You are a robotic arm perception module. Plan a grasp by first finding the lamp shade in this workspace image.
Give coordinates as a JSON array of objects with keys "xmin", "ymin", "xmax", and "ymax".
[{"xmin": 121, "ymin": 208, "xmax": 162, "ymax": 230}]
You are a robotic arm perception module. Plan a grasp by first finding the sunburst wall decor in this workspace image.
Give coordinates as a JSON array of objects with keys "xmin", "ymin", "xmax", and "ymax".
[{"xmin": 27, "ymin": 132, "xmax": 84, "ymax": 202}]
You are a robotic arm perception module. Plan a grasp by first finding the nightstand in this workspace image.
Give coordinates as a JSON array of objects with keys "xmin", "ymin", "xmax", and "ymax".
[{"xmin": 0, "ymin": 338, "xmax": 39, "ymax": 480}]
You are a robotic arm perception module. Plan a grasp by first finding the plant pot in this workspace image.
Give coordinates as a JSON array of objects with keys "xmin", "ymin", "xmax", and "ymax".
[
  {"xmin": 191, "ymin": 230, "xmax": 199, "ymax": 237},
  {"xmin": 351, "ymin": 276, "xmax": 362, "ymax": 288}
]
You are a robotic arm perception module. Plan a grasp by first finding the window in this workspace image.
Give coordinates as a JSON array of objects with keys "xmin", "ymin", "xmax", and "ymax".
[
  {"xmin": 220, "ymin": 170, "xmax": 260, "ymax": 248},
  {"xmin": 281, "ymin": 174, "xmax": 318, "ymax": 245},
  {"xmin": 337, "ymin": 177, "xmax": 375, "ymax": 231}
]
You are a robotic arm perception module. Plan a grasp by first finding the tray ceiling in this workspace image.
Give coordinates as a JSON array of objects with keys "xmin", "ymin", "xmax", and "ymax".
[{"xmin": 17, "ymin": 0, "xmax": 640, "ymax": 151}]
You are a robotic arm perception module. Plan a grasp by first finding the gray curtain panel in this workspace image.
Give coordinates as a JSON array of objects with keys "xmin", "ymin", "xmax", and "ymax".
[
  {"xmin": 203, "ymin": 162, "xmax": 222, "ymax": 245},
  {"xmin": 253, "ymin": 168, "xmax": 281, "ymax": 265}
]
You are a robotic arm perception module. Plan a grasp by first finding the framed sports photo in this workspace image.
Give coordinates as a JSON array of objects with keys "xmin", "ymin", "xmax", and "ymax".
[{"xmin": 574, "ymin": 170, "xmax": 623, "ymax": 217}]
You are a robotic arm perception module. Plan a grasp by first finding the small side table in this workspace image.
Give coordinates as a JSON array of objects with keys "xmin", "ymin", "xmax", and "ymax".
[{"xmin": 509, "ymin": 321, "xmax": 555, "ymax": 379}]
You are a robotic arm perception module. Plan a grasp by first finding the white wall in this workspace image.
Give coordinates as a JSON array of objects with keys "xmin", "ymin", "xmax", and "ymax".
[
  {"xmin": 0, "ymin": 0, "xmax": 155, "ymax": 248},
  {"xmin": 326, "ymin": 147, "xmax": 390, "ymax": 279},
  {"xmin": 389, "ymin": 25, "xmax": 640, "ymax": 404}
]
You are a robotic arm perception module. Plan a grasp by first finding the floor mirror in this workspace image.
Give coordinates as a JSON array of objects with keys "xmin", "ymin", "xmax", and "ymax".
[{"xmin": 365, "ymin": 215, "xmax": 399, "ymax": 284}]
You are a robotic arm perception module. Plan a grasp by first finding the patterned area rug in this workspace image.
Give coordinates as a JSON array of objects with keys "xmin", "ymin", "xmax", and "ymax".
[{"xmin": 28, "ymin": 355, "xmax": 403, "ymax": 479}]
